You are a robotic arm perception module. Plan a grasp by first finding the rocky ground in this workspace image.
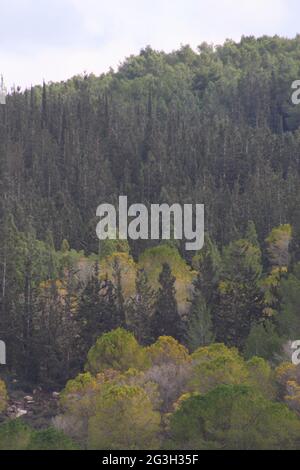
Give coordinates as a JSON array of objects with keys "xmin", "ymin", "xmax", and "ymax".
[{"xmin": 2, "ymin": 388, "xmax": 60, "ymax": 429}]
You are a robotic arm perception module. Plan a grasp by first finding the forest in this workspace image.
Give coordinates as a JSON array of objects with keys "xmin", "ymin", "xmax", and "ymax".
[{"xmin": 2, "ymin": 35, "xmax": 300, "ymax": 449}]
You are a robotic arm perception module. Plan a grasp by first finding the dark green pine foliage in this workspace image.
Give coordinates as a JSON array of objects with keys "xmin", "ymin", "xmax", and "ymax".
[
  {"xmin": 3, "ymin": 38, "xmax": 300, "ymax": 254},
  {"xmin": 185, "ymin": 235, "xmax": 219, "ymax": 351},
  {"xmin": 185, "ymin": 276, "xmax": 215, "ymax": 352},
  {"xmin": 151, "ymin": 263, "xmax": 182, "ymax": 340},
  {"xmin": 77, "ymin": 263, "xmax": 122, "ymax": 355},
  {"xmin": 112, "ymin": 258, "xmax": 126, "ymax": 328},
  {"xmin": 289, "ymin": 197, "xmax": 300, "ymax": 267},
  {"xmin": 214, "ymin": 239, "xmax": 264, "ymax": 349},
  {"xmin": 126, "ymin": 269, "xmax": 155, "ymax": 345}
]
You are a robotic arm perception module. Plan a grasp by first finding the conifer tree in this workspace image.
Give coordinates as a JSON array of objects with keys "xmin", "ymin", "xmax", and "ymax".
[
  {"xmin": 151, "ymin": 263, "xmax": 182, "ymax": 340},
  {"xmin": 126, "ymin": 269, "xmax": 155, "ymax": 345},
  {"xmin": 185, "ymin": 273, "xmax": 214, "ymax": 352},
  {"xmin": 77, "ymin": 264, "xmax": 122, "ymax": 356},
  {"xmin": 214, "ymin": 239, "xmax": 264, "ymax": 349}
]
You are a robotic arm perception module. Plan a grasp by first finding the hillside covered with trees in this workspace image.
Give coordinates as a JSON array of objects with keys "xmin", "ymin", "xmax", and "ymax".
[{"xmin": 2, "ymin": 36, "xmax": 300, "ymax": 449}]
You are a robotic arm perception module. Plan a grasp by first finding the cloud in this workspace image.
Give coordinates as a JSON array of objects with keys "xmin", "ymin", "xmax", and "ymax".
[
  {"xmin": 0, "ymin": 0, "xmax": 296, "ymax": 89},
  {"xmin": 68, "ymin": 0, "xmax": 287, "ymax": 47}
]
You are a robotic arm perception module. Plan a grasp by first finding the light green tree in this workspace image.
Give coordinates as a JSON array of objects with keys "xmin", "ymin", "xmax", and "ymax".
[
  {"xmin": 85, "ymin": 328, "xmax": 149, "ymax": 374},
  {"xmin": 88, "ymin": 384, "xmax": 161, "ymax": 450},
  {"xmin": 168, "ymin": 385, "xmax": 300, "ymax": 450}
]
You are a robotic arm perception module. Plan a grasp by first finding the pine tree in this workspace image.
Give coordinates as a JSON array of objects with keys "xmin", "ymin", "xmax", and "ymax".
[
  {"xmin": 77, "ymin": 264, "xmax": 122, "ymax": 356},
  {"xmin": 185, "ymin": 274, "xmax": 214, "ymax": 351},
  {"xmin": 77, "ymin": 263, "xmax": 103, "ymax": 354},
  {"xmin": 245, "ymin": 220, "xmax": 260, "ymax": 248},
  {"xmin": 151, "ymin": 263, "xmax": 182, "ymax": 340},
  {"xmin": 214, "ymin": 239, "xmax": 264, "ymax": 349},
  {"xmin": 290, "ymin": 198, "xmax": 300, "ymax": 267},
  {"xmin": 193, "ymin": 235, "xmax": 221, "ymax": 306},
  {"xmin": 126, "ymin": 269, "xmax": 155, "ymax": 345},
  {"xmin": 112, "ymin": 258, "xmax": 126, "ymax": 328}
]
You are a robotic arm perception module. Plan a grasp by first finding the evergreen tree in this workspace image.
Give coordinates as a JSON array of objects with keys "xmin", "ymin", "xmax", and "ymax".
[
  {"xmin": 112, "ymin": 258, "xmax": 126, "ymax": 328},
  {"xmin": 245, "ymin": 220, "xmax": 260, "ymax": 248},
  {"xmin": 151, "ymin": 263, "xmax": 182, "ymax": 340},
  {"xmin": 126, "ymin": 269, "xmax": 155, "ymax": 345},
  {"xmin": 185, "ymin": 275, "xmax": 214, "ymax": 351},
  {"xmin": 214, "ymin": 240, "xmax": 264, "ymax": 349},
  {"xmin": 193, "ymin": 234, "xmax": 221, "ymax": 305},
  {"xmin": 77, "ymin": 264, "xmax": 123, "ymax": 356}
]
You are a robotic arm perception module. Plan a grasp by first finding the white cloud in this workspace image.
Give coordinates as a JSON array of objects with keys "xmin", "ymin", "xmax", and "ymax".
[{"xmin": 0, "ymin": 0, "xmax": 294, "ymax": 89}]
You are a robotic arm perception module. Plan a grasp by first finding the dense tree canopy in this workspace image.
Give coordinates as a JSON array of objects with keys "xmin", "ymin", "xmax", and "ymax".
[{"xmin": 2, "ymin": 36, "xmax": 300, "ymax": 450}]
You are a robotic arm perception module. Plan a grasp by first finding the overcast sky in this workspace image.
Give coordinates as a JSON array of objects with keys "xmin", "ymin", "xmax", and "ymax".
[{"xmin": 0, "ymin": 0, "xmax": 299, "ymax": 90}]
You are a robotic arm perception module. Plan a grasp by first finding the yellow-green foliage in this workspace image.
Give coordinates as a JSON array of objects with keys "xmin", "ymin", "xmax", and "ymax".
[
  {"xmin": 0, "ymin": 420, "xmax": 77, "ymax": 450},
  {"xmin": 275, "ymin": 362, "xmax": 300, "ymax": 413},
  {"xmin": 0, "ymin": 420, "xmax": 32, "ymax": 450},
  {"xmin": 222, "ymin": 239, "xmax": 262, "ymax": 280},
  {"xmin": 275, "ymin": 362, "xmax": 297, "ymax": 387},
  {"xmin": 100, "ymin": 252, "xmax": 137, "ymax": 298},
  {"xmin": 266, "ymin": 224, "xmax": 292, "ymax": 268},
  {"xmin": 190, "ymin": 344, "xmax": 276, "ymax": 398},
  {"xmin": 189, "ymin": 343, "xmax": 249, "ymax": 394},
  {"xmin": 85, "ymin": 328, "xmax": 149, "ymax": 375},
  {"xmin": 27, "ymin": 428, "xmax": 78, "ymax": 450},
  {"xmin": 0, "ymin": 379, "xmax": 7, "ymax": 413},
  {"xmin": 98, "ymin": 238, "xmax": 130, "ymax": 260},
  {"xmin": 169, "ymin": 385, "xmax": 300, "ymax": 450},
  {"xmin": 138, "ymin": 245, "xmax": 195, "ymax": 312},
  {"xmin": 59, "ymin": 369, "xmax": 124, "ymax": 444},
  {"xmin": 147, "ymin": 336, "xmax": 191, "ymax": 366},
  {"xmin": 60, "ymin": 372, "xmax": 102, "ymax": 416},
  {"xmin": 246, "ymin": 356, "xmax": 276, "ymax": 399},
  {"xmin": 60, "ymin": 367, "xmax": 161, "ymax": 445},
  {"xmin": 88, "ymin": 384, "xmax": 161, "ymax": 450},
  {"xmin": 261, "ymin": 266, "xmax": 288, "ymax": 315},
  {"xmin": 56, "ymin": 329, "xmax": 300, "ymax": 450}
]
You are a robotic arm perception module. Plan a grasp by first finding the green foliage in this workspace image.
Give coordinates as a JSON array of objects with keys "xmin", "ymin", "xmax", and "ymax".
[
  {"xmin": 185, "ymin": 296, "xmax": 214, "ymax": 351},
  {"xmin": 99, "ymin": 238, "xmax": 130, "ymax": 260},
  {"xmin": 214, "ymin": 239, "xmax": 264, "ymax": 348},
  {"xmin": 168, "ymin": 385, "xmax": 300, "ymax": 450},
  {"xmin": 189, "ymin": 343, "xmax": 248, "ymax": 394},
  {"xmin": 61, "ymin": 239, "xmax": 70, "ymax": 253},
  {"xmin": 279, "ymin": 264, "xmax": 300, "ymax": 337},
  {"xmin": 0, "ymin": 379, "xmax": 7, "ymax": 413},
  {"xmin": 222, "ymin": 239, "xmax": 262, "ymax": 281},
  {"xmin": 186, "ymin": 236, "xmax": 219, "ymax": 351},
  {"xmin": 245, "ymin": 221, "xmax": 260, "ymax": 248},
  {"xmin": 0, "ymin": 420, "xmax": 77, "ymax": 450},
  {"xmin": 147, "ymin": 336, "xmax": 190, "ymax": 366},
  {"xmin": 151, "ymin": 263, "xmax": 183, "ymax": 340},
  {"xmin": 261, "ymin": 266, "xmax": 287, "ymax": 317},
  {"xmin": 139, "ymin": 246, "xmax": 195, "ymax": 312},
  {"xmin": 28, "ymin": 428, "xmax": 79, "ymax": 450},
  {"xmin": 244, "ymin": 320, "xmax": 283, "ymax": 361},
  {"xmin": 101, "ymin": 252, "xmax": 137, "ymax": 300},
  {"xmin": 126, "ymin": 269, "xmax": 155, "ymax": 345},
  {"xmin": 77, "ymin": 263, "xmax": 123, "ymax": 356},
  {"xmin": 85, "ymin": 328, "xmax": 149, "ymax": 374},
  {"xmin": 266, "ymin": 225, "xmax": 292, "ymax": 268},
  {"xmin": 88, "ymin": 384, "xmax": 161, "ymax": 450},
  {"xmin": 4, "ymin": 37, "xmax": 300, "ymax": 449},
  {"xmin": 246, "ymin": 356, "xmax": 276, "ymax": 399},
  {"xmin": 60, "ymin": 372, "xmax": 99, "ymax": 413},
  {"xmin": 0, "ymin": 420, "xmax": 32, "ymax": 450}
]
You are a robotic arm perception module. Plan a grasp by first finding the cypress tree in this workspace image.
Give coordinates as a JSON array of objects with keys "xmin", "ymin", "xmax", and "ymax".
[{"xmin": 151, "ymin": 263, "xmax": 182, "ymax": 340}]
